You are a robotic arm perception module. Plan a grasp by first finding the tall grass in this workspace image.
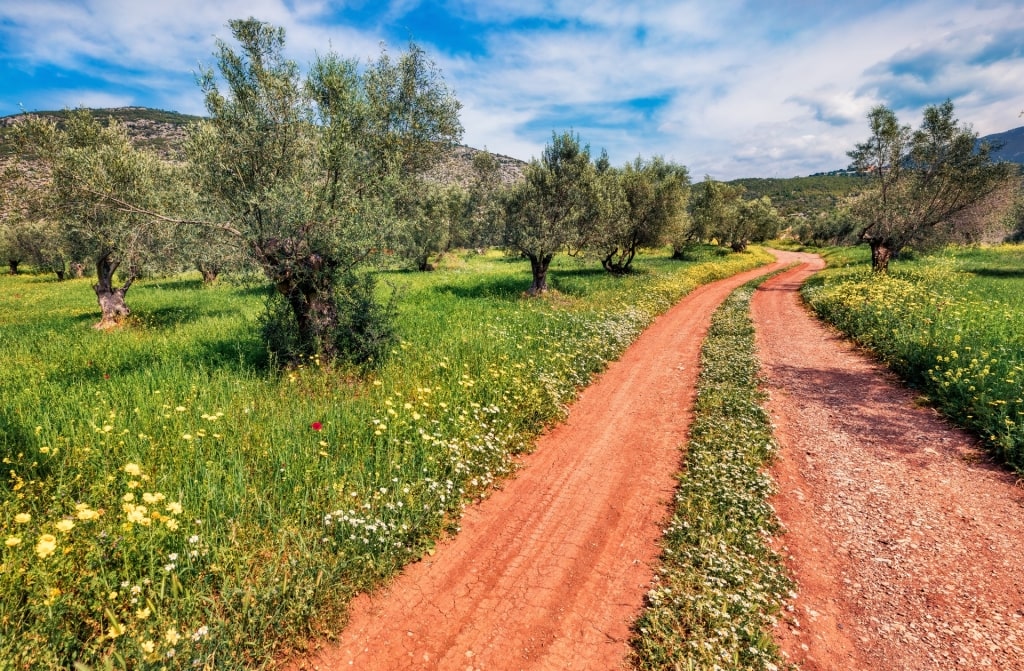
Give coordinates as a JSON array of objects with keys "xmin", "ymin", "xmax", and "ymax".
[
  {"xmin": 0, "ymin": 247, "xmax": 771, "ymax": 669},
  {"xmin": 804, "ymin": 244, "xmax": 1024, "ymax": 469}
]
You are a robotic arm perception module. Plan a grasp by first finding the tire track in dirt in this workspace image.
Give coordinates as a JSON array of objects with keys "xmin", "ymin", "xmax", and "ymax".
[
  {"xmin": 291, "ymin": 254, "xmax": 802, "ymax": 671},
  {"xmin": 752, "ymin": 251, "xmax": 1024, "ymax": 670}
]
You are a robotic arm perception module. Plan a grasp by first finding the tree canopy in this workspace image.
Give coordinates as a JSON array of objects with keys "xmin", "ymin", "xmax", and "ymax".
[{"xmin": 848, "ymin": 100, "xmax": 1016, "ymax": 271}]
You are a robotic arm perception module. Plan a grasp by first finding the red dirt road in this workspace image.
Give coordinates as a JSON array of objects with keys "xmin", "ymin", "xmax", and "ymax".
[
  {"xmin": 752, "ymin": 253, "xmax": 1024, "ymax": 670},
  {"xmin": 293, "ymin": 254, "xmax": 802, "ymax": 671}
]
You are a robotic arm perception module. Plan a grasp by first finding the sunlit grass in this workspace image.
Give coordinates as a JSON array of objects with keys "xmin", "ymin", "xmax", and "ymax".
[
  {"xmin": 804, "ymin": 244, "xmax": 1024, "ymax": 469},
  {"xmin": 0, "ymin": 246, "xmax": 771, "ymax": 669}
]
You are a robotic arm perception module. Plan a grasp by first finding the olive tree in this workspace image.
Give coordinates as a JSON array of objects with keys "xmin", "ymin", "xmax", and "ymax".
[
  {"xmin": 848, "ymin": 100, "xmax": 1014, "ymax": 272},
  {"xmin": 17, "ymin": 110, "xmax": 178, "ymax": 326},
  {"xmin": 187, "ymin": 19, "xmax": 462, "ymax": 362},
  {"xmin": 503, "ymin": 131, "xmax": 597, "ymax": 294},
  {"xmin": 591, "ymin": 156, "xmax": 689, "ymax": 273}
]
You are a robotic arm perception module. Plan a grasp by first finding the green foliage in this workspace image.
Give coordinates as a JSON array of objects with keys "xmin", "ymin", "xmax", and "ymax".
[
  {"xmin": 0, "ymin": 247, "xmax": 771, "ymax": 669},
  {"xmin": 847, "ymin": 100, "xmax": 1016, "ymax": 271},
  {"xmin": 15, "ymin": 109, "xmax": 184, "ymax": 324},
  {"xmin": 632, "ymin": 278, "xmax": 792, "ymax": 671},
  {"xmin": 804, "ymin": 244, "xmax": 1024, "ymax": 469},
  {"xmin": 728, "ymin": 174, "xmax": 870, "ymax": 219},
  {"xmin": 685, "ymin": 177, "xmax": 781, "ymax": 252},
  {"xmin": 188, "ymin": 19, "xmax": 462, "ymax": 362},
  {"xmin": 454, "ymin": 150, "xmax": 505, "ymax": 249},
  {"xmin": 503, "ymin": 131, "xmax": 598, "ymax": 293},
  {"xmin": 590, "ymin": 156, "xmax": 690, "ymax": 273}
]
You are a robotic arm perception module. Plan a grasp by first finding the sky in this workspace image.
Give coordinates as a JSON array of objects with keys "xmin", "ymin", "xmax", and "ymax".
[{"xmin": 1, "ymin": 0, "xmax": 1023, "ymax": 180}]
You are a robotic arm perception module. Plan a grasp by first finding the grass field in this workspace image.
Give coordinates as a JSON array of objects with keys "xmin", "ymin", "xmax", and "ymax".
[
  {"xmin": 803, "ymin": 244, "xmax": 1024, "ymax": 471},
  {"xmin": 0, "ymin": 246, "xmax": 771, "ymax": 669}
]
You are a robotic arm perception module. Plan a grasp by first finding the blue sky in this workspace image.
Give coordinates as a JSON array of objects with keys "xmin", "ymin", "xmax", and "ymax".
[{"xmin": 1, "ymin": 0, "xmax": 1023, "ymax": 179}]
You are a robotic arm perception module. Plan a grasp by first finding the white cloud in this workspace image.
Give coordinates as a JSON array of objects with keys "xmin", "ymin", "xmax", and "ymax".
[{"xmin": 2, "ymin": 0, "xmax": 1023, "ymax": 178}]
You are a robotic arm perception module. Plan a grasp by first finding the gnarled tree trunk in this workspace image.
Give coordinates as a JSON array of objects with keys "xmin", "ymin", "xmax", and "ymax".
[
  {"xmin": 8, "ymin": 259, "xmax": 19, "ymax": 275},
  {"xmin": 93, "ymin": 254, "xmax": 133, "ymax": 329},
  {"xmin": 870, "ymin": 241, "xmax": 893, "ymax": 273},
  {"xmin": 527, "ymin": 253, "xmax": 553, "ymax": 295},
  {"xmin": 196, "ymin": 261, "xmax": 220, "ymax": 284}
]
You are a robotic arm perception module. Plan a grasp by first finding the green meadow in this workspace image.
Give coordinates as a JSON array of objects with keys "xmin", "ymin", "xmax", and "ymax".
[
  {"xmin": 804, "ymin": 244, "xmax": 1024, "ymax": 470},
  {"xmin": 0, "ymin": 247, "xmax": 771, "ymax": 669}
]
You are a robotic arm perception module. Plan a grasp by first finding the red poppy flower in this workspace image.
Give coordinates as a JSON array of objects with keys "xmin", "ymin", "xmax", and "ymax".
[{"xmin": 310, "ymin": 422, "xmax": 323, "ymax": 431}]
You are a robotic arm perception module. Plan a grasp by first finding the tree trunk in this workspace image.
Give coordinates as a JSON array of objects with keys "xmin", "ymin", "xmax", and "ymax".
[
  {"xmin": 55, "ymin": 270, "xmax": 65, "ymax": 281},
  {"xmin": 8, "ymin": 260, "xmax": 19, "ymax": 275},
  {"xmin": 93, "ymin": 255, "xmax": 132, "ymax": 329},
  {"xmin": 527, "ymin": 253, "xmax": 552, "ymax": 295},
  {"xmin": 416, "ymin": 255, "xmax": 434, "ymax": 272},
  {"xmin": 731, "ymin": 240, "xmax": 748, "ymax": 252},
  {"xmin": 279, "ymin": 279, "xmax": 339, "ymax": 361},
  {"xmin": 70, "ymin": 262, "xmax": 85, "ymax": 278},
  {"xmin": 870, "ymin": 241, "xmax": 893, "ymax": 273}
]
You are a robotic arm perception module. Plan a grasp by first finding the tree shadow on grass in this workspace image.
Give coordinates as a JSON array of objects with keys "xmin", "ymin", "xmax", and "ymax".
[
  {"xmin": 433, "ymin": 275, "xmax": 528, "ymax": 300},
  {"xmin": 964, "ymin": 267, "xmax": 1024, "ymax": 279}
]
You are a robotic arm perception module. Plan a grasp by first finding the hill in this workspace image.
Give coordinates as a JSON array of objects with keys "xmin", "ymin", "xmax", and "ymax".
[
  {"xmin": 0, "ymin": 106, "xmax": 525, "ymax": 185},
  {"xmin": 727, "ymin": 174, "xmax": 871, "ymax": 218},
  {"xmin": 980, "ymin": 125, "xmax": 1024, "ymax": 164}
]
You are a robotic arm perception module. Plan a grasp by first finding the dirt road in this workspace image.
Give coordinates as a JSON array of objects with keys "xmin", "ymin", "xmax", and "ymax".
[
  {"xmin": 293, "ymin": 253, "xmax": 802, "ymax": 671},
  {"xmin": 752, "ymin": 253, "xmax": 1024, "ymax": 670}
]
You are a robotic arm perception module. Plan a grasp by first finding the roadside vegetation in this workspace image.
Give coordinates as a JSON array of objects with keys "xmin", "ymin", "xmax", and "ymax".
[
  {"xmin": 804, "ymin": 244, "xmax": 1024, "ymax": 470},
  {"xmin": 632, "ymin": 276, "xmax": 792, "ymax": 671},
  {"xmin": 0, "ymin": 246, "xmax": 770, "ymax": 669}
]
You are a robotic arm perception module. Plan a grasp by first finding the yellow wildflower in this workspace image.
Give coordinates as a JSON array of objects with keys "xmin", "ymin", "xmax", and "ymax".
[
  {"xmin": 14, "ymin": 513, "xmax": 31, "ymax": 524},
  {"xmin": 76, "ymin": 508, "xmax": 100, "ymax": 521},
  {"xmin": 5, "ymin": 536, "xmax": 20, "ymax": 547},
  {"xmin": 124, "ymin": 463, "xmax": 141, "ymax": 476},
  {"xmin": 165, "ymin": 501, "xmax": 182, "ymax": 516},
  {"xmin": 164, "ymin": 518, "xmax": 179, "ymax": 531},
  {"xmin": 136, "ymin": 606, "xmax": 151, "ymax": 620},
  {"xmin": 35, "ymin": 534, "xmax": 57, "ymax": 558},
  {"xmin": 165, "ymin": 628, "xmax": 181, "ymax": 645},
  {"xmin": 54, "ymin": 519, "xmax": 75, "ymax": 533}
]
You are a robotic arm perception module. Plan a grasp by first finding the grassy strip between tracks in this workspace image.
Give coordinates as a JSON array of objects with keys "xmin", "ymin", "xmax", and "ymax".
[{"xmin": 632, "ymin": 275, "xmax": 794, "ymax": 671}]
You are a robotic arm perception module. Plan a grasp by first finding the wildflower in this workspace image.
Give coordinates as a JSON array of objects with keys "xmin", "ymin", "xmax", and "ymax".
[
  {"xmin": 55, "ymin": 519, "xmax": 75, "ymax": 533},
  {"xmin": 124, "ymin": 463, "xmax": 141, "ymax": 476},
  {"xmin": 5, "ymin": 536, "xmax": 21, "ymax": 547},
  {"xmin": 175, "ymin": 406, "xmax": 186, "ymax": 412},
  {"xmin": 165, "ymin": 628, "xmax": 181, "ymax": 645},
  {"xmin": 142, "ymin": 492, "xmax": 165, "ymax": 505},
  {"xmin": 141, "ymin": 640, "xmax": 156, "ymax": 654},
  {"xmin": 182, "ymin": 433, "xmax": 193, "ymax": 441},
  {"xmin": 310, "ymin": 422, "xmax": 323, "ymax": 431},
  {"xmin": 107, "ymin": 622, "xmax": 125, "ymax": 639},
  {"xmin": 35, "ymin": 534, "xmax": 57, "ymax": 558},
  {"xmin": 166, "ymin": 501, "xmax": 182, "ymax": 515},
  {"xmin": 191, "ymin": 625, "xmax": 209, "ymax": 641},
  {"xmin": 122, "ymin": 493, "xmax": 135, "ymax": 503},
  {"xmin": 165, "ymin": 518, "xmax": 179, "ymax": 531},
  {"xmin": 137, "ymin": 607, "xmax": 151, "ymax": 620},
  {"xmin": 188, "ymin": 535, "xmax": 200, "ymax": 544},
  {"xmin": 14, "ymin": 513, "xmax": 31, "ymax": 524},
  {"xmin": 77, "ymin": 508, "xmax": 101, "ymax": 521}
]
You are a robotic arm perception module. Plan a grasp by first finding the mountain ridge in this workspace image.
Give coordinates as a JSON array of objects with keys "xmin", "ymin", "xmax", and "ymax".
[{"xmin": 0, "ymin": 106, "xmax": 527, "ymax": 186}]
